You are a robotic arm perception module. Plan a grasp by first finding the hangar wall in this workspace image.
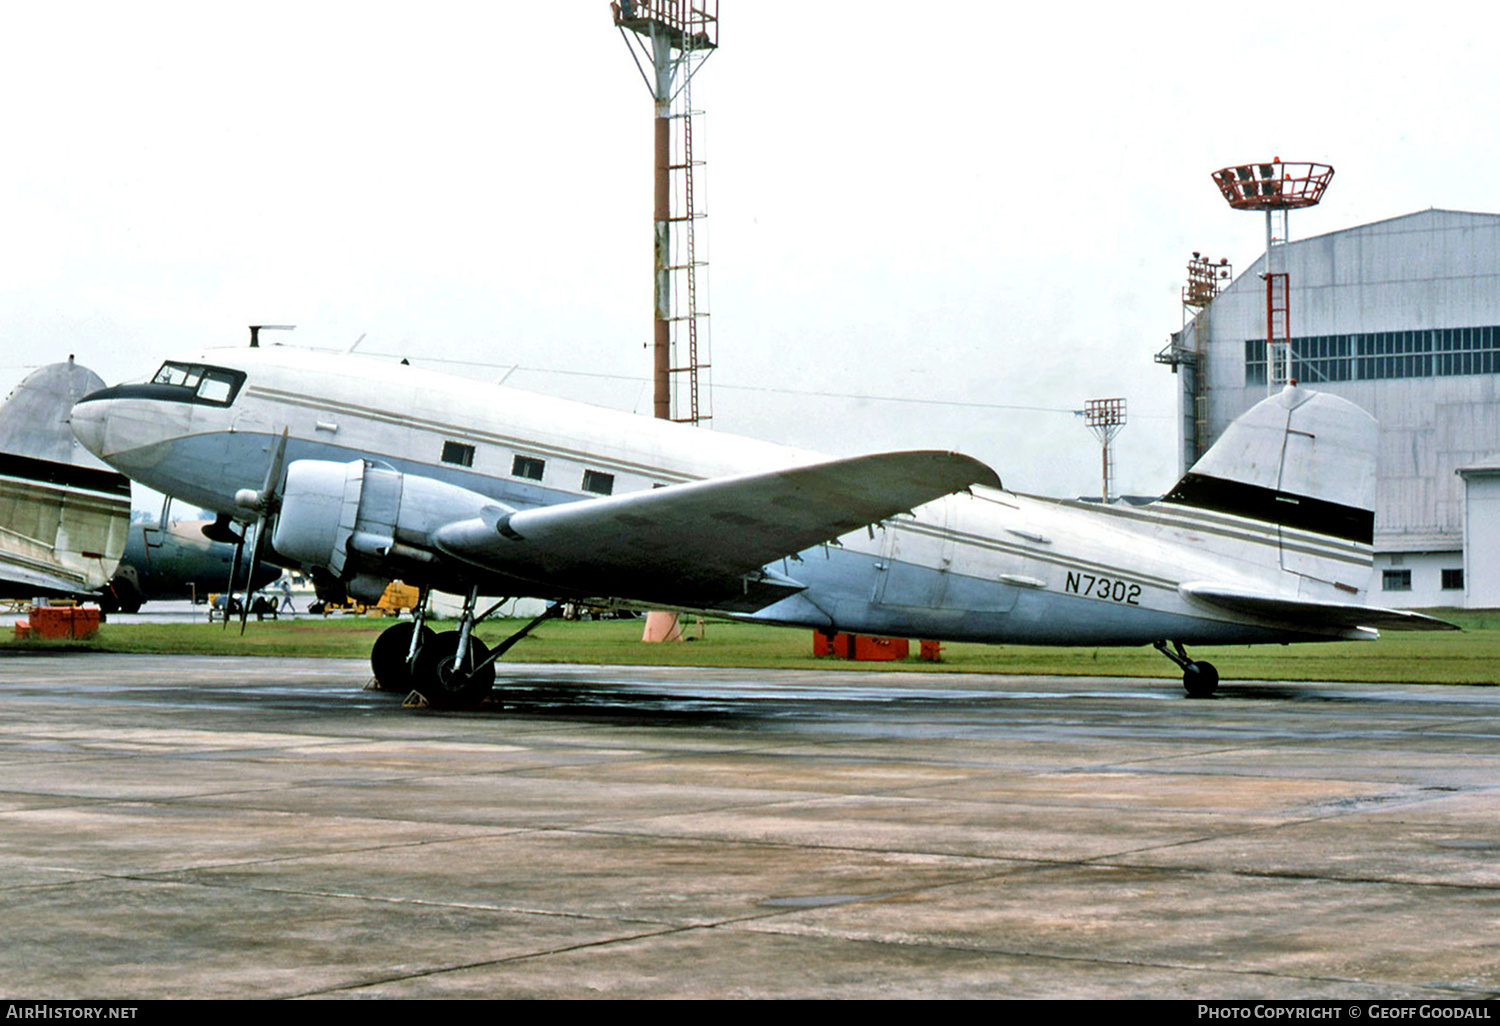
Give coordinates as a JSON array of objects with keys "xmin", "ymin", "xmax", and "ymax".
[
  {"xmin": 1460, "ymin": 465, "xmax": 1500, "ymax": 608},
  {"xmin": 1166, "ymin": 209, "xmax": 1500, "ymax": 608}
]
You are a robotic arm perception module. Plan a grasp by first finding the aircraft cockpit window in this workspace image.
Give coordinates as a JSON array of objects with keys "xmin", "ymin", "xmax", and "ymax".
[
  {"xmin": 196, "ymin": 372, "xmax": 237, "ymax": 404},
  {"xmin": 152, "ymin": 363, "xmax": 198, "ymax": 388},
  {"xmin": 149, "ymin": 362, "xmax": 246, "ymax": 406}
]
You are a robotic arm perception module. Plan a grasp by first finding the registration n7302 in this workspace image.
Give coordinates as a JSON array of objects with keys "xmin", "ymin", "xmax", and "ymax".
[{"xmin": 1065, "ymin": 571, "xmax": 1141, "ymax": 605}]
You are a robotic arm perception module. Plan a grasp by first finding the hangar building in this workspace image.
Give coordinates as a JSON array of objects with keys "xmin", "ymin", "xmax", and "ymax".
[{"xmin": 1160, "ymin": 208, "xmax": 1500, "ymax": 608}]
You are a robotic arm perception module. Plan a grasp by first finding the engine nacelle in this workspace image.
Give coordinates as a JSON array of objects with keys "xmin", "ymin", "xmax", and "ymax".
[{"xmin": 272, "ymin": 459, "xmax": 506, "ymax": 599}]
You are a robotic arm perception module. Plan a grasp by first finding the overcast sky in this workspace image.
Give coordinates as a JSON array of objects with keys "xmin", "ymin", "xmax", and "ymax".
[{"xmin": 3, "ymin": 2, "xmax": 1494, "ymax": 502}]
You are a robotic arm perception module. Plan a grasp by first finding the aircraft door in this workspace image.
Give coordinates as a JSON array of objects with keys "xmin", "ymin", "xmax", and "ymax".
[{"xmin": 872, "ymin": 504, "xmax": 956, "ymax": 610}]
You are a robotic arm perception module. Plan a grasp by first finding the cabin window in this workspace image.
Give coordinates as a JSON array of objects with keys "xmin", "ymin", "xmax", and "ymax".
[
  {"xmin": 582, "ymin": 469, "xmax": 614, "ymax": 495},
  {"xmin": 512, "ymin": 455, "xmax": 545, "ymax": 481},
  {"xmin": 1382, "ymin": 569, "xmax": 1412, "ymax": 592},
  {"xmin": 441, "ymin": 441, "xmax": 475, "ymax": 467}
]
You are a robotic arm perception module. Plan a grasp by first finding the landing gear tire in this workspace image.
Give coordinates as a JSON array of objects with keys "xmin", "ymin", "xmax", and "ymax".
[
  {"xmin": 1154, "ymin": 640, "xmax": 1220, "ymax": 699},
  {"xmin": 414, "ymin": 631, "xmax": 495, "ymax": 710},
  {"xmin": 1183, "ymin": 661, "xmax": 1219, "ymax": 698},
  {"xmin": 370, "ymin": 621, "xmax": 435, "ymax": 693}
]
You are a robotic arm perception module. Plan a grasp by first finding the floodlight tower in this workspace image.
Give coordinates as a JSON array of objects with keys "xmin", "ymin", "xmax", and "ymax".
[
  {"xmin": 1182, "ymin": 253, "xmax": 1230, "ymax": 462},
  {"xmin": 1081, "ymin": 398, "xmax": 1127, "ymax": 503},
  {"xmin": 1210, "ymin": 158, "xmax": 1333, "ymax": 393},
  {"xmin": 1154, "ymin": 254, "xmax": 1232, "ymax": 467},
  {"xmin": 613, "ymin": 1, "xmax": 718, "ymax": 425}
]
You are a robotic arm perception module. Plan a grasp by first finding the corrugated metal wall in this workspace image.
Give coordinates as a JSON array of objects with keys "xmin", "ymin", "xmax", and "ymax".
[{"xmin": 1183, "ymin": 210, "xmax": 1500, "ymax": 553}]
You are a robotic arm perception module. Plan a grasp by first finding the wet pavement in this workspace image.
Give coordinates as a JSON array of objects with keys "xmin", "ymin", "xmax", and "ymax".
[{"xmin": 1, "ymin": 652, "xmax": 1497, "ymax": 999}]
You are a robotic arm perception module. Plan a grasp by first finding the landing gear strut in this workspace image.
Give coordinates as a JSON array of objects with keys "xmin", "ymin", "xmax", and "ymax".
[
  {"xmin": 370, "ymin": 587, "xmax": 434, "ymax": 693},
  {"xmin": 1153, "ymin": 640, "xmax": 1219, "ymax": 698},
  {"xmin": 371, "ymin": 589, "xmax": 563, "ymax": 711},
  {"xmin": 417, "ymin": 629, "xmax": 496, "ymax": 710}
]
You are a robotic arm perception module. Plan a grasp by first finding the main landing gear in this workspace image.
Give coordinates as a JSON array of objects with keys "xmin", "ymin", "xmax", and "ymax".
[
  {"xmin": 369, "ymin": 587, "xmax": 563, "ymax": 710},
  {"xmin": 1153, "ymin": 640, "xmax": 1219, "ymax": 698}
]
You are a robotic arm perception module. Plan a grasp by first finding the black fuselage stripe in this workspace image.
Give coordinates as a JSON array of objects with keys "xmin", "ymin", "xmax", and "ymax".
[
  {"xmin": 1159, "ymin": 472, "xmax": 1373, "ymax": 545},
  {"xmin": 0, "ymin": 452, "xmax": 132, "ymax": 498}
]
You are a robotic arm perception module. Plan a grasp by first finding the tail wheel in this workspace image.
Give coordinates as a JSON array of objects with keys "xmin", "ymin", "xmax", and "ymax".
[
  {"xmin": 1183, "ymin": 661, "xmax": 1219, "ymax": 698},
  {"xmin": 414, "ymin": 631, "xmax": 495, "ymax": 710}
]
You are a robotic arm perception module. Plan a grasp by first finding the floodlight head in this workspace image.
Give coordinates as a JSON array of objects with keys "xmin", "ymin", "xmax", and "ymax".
[
  {"xmin": 1083, "ymin": 397, "xmax": 1127, "ymax": 429},
  {"xmin": 1211, "ymin": 158, "xmax": 1333, "ymax": 211}
]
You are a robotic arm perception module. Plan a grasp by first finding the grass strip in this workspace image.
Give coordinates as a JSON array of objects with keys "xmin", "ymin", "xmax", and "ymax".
[{"xmin": 5, "ymin": 609, "xmax": 1495, "ymax": 685}]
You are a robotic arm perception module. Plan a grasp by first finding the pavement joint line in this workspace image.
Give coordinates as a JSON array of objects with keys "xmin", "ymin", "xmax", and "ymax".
[
  {"xmin": 18, "ymin": 830, "xmax": 1059, "ymax": 895},
  {"xmin": 714, "ymin": 927, "xmax": 1497, "ymax": 999},
  {"xmin": 2, "ymin": 756, "xmax": 1491, "ymax": 856},
  {"xmin": 102, "ymin": 874, "xmax": 694, "ymax": 925},
  {"xmin": 525, "ymin": 822, "xmax": 1500, "ymax": 894},
  {"xmin": 549, "ymin": 822, "xmax": 1282, "ymax": 871},
  {"xmin": 292, "ymin": 912, "xmax": 1499, "ymax": 1001},
  {"xmin": 19, "ymin": 851, "xmax": 1500, "ymax": 914},
  {"xmin": 287, "ymin": 922, "xmax": 723, "ymax": 998}
]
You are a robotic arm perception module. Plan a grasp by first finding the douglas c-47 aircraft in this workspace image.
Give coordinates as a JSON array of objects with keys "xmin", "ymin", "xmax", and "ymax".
[{"xmin": 70, "ymin": 344, "xmax": 1454, "ymax": 706}]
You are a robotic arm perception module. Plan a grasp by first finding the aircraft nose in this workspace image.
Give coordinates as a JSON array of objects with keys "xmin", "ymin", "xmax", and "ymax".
[{"xmin": 70, "ymin": 394, "xmax": 108, "ymax": 457}]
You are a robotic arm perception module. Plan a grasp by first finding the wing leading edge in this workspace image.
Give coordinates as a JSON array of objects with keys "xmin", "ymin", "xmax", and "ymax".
[{"xmin": 433, "ymin": 450, "xmax": 1001, "ymax": 611}]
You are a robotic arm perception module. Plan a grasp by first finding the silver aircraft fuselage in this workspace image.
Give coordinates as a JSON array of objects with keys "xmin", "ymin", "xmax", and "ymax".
[{"xmin": 71, "ymin": 345, "xmax": 1385, "ymax": 647}]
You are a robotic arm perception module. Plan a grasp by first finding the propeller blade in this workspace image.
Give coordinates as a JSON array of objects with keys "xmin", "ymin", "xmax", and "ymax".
[
  {"xmin": 222, "ymin": 531, "xmax": 244, "ymax": 632},
  {"xmin": 261, "ymin": 428, "xmax": 289, "ymax": 500},
  {"xmin": 239, "ymin": 429, "xmax": 290, "ymax": 636},
  {"xmin": 239, "ymin": 522, "xmax": 261, "ymax": 635}
]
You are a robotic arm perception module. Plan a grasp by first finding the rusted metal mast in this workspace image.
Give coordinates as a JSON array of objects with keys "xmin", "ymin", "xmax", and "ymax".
[
  {"xmin": 614, "ymin": 3, "xmax": 719, "ymax": 643},
  {"xmin": 613, "ymin": 1, "xmax": 717, "ymax": 424}
]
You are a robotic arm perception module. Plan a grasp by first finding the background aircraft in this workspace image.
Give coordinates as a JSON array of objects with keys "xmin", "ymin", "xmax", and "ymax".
[
  {"xmin": 71, "ymin": 345, "xmax": 1452, "ymax": 706},
  {"xmin": 102, "ymin": 517, "xmax": 282, "ymax": 613},
  {"xmin": 0, "ymin": 359, "xmax": 129, "ymax": 600}
]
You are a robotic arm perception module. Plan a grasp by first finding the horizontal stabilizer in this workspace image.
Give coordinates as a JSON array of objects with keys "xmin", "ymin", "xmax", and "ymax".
[
  {"xmin": 0, "ymin": 554, "xmax": 99, "ymax": 597},
  {"xmin": 434, "ymin": 450, "xmax": 999, "ymax": 610},
  {"xmin": 1180, "ymin": 582, "xmax": 1459, "ymax": 633}
]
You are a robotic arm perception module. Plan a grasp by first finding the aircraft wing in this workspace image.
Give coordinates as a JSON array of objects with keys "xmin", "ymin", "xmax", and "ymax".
[
  {"xmin": 1179, "ymin": 582, "xmax": 1460, "ymax": 633},
  {"xmin": 433, "ymin": 450, "xmax": 1000, "ymax": 612}
]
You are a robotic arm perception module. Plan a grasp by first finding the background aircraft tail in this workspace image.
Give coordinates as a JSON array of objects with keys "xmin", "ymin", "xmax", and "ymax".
[{"xmin": 0, "ymin": 358, "xmax": 132, "ymax": 596}]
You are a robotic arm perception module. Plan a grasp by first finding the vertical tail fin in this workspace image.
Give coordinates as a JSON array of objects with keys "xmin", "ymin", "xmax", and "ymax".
[
  {"xmin": 1162, "ymin": 384, "xmax": 1376, "ymax": 544},
  {"xmin": 1160, "ymin": 385, "xmax": 1377, "ymax": 595},
  {"xmin": 0, "ymin": 360, "xmax": 132, "ymax": 595}
]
